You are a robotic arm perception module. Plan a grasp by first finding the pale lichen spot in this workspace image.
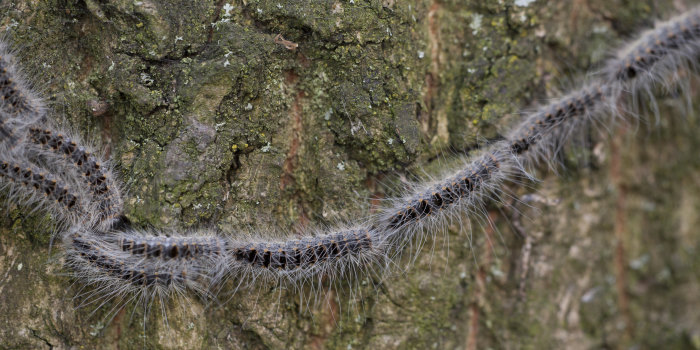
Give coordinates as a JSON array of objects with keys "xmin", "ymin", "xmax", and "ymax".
[
  {"xmin": 222, "ymin": 3, "xmax": 234, "ymax": 17},
  {"xmin": 514, "ymin": 0, "xmax": 535, "ymax": 6},
  {"xmin": 470, "ymin": 13, "xmax": 483, "ymax": 35},
  {"xmin": 140, "ymin": 72, "xmax": 154, "ymax": 86}
]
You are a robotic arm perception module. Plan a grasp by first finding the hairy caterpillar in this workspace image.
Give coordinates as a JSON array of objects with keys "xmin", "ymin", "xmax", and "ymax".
[
  {"xmin": 1, "ymin": 1, "xmax": 699, "ymax": 349},
  {"xmin": 381, "ymin": 145, "xmax": 515, "ymax": 232},
  {"xmin": 0, "ymin": 40, "xmax": 44, "ymax": 122},
  {"xmin": 606, "ymin": 8, "xmax": 700, "ymax": 83},
  {"xmin": 65, "ymin": 230, "xmax": 219, "ymax": 307},
  {"xmin": 27, "ymin": 126, "xmax": 123, "ymax": 230},
  {"xmin": 0, "ymin": 159, "xmax": 80, "ymax": 217}
]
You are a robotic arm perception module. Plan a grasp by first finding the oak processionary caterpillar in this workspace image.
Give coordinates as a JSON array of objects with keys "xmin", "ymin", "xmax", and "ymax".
[{"xmin": 1, "ymin": 3, "xmax": 700, "ymax": 348}]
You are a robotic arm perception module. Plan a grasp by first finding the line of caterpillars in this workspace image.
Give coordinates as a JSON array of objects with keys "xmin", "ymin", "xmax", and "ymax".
[
  {"xmin": 381, "ymin": 9, "xmax": 700, "ymax": 233},
  {"xmin": 0, "ymin": 51, "xmax": 123, "ymax": 229},
  {"xmin": 383, "ymin": 84, "xmax": 609, "ymax": 231},
  {"xmin": 5, "ymin": 6, "xmax": 700, "ymax": 296},
  {"xmin": 117, "ymin": 229, "xmax": 375, "ymax": 271}
]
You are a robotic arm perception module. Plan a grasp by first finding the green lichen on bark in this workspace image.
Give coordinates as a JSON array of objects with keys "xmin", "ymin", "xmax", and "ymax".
[{"xmin": 0, "ymin": 0, "xmax": 699, "ymax": 349}]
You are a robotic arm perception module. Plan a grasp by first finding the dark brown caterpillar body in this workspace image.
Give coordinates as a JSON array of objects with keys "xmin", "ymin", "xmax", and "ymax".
[
  {"xmin": 119, "ymin": 236, "xmax": 226, "ymax": 260},
  {"xmin": 0, "ymin": 159, "xmax": 79, "ymax": 210},
  {"xmin": 385, "ymin": 152, "xmax": 502, "ymax": 230},
  {"xmin": 231, "ymin": 229, "xmax": 374, "ymax": 270},
  {"xmin": 28, "ymin": 127, "xmax": 123, "ymax": 225},
  {"xmin": 0, "ymin": 54, "xmax": 41, "ymax": 117},
  {"xmin": 611, "ymin": 11, "xmax": 700, "ymax": 80},
  {"xmin": 509, "ymin": 84, "xmax": 609, "ymax": 155},
  {"xmin": 71, "ymin": 234, "xmax": 188, "ymax": 287}
]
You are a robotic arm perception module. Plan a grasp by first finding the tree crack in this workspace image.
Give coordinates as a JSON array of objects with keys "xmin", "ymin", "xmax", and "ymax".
[{"xmin": 29, "ymin": 328, "xmax": 54, "ymax": 349}]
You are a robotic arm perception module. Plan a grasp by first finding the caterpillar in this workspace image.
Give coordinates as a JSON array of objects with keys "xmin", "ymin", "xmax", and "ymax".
[
  {"xmin": 27, "ymin": 125, "xmax": 124, "ymax": 230},
  {"xmin": 0, "ymin": 40, "xmax": 44, "ymax": 121},
  {"xmin": 0, "ymin": 158, "xmax": 80, "ymax": 217},
  {"xmin": 65, "ymin": 230, "xmax": 218, "ymax": 302},
  {"xmin": 507, "ymin": 83, "xmax": 615, "ymax": 165},
  {"xmin": 1, "ymin": 1, "xmax": 699, "ymax": 349},
  {"xmin": 606, "ymin": 8, "xmax": 700, "ymax": 83}
]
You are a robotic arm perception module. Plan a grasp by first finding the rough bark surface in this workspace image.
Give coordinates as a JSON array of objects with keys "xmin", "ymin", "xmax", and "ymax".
[{"xmin": 1, "ymin": 0, "xmax": 699, "ymax": 349}]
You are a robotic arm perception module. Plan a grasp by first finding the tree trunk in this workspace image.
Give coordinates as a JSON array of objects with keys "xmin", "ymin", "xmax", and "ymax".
[{"xmin": 1, "ymin": 0, "xmax": 699, "ymax": 349}]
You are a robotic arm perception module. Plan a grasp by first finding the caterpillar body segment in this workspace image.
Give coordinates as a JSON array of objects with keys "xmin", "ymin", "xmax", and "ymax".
[{"xmin": 116, "ymin": 234, "xmax": 227, "ymax": 261}]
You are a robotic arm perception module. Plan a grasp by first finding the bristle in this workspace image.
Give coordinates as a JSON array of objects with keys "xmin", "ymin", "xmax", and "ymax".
[{"xmin": 0, "ymin": 110, "xmax": 19, "ymax": 148}]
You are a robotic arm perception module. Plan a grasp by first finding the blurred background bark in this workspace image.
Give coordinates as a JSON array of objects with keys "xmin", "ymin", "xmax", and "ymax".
[{"xmin": 0, "ymin": 0, "xmax": 698, "ymax": 348}]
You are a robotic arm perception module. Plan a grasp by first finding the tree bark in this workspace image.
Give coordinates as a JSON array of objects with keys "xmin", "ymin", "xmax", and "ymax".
[{"xmin": 1, "ymin": 0, "xmax": 699, "ymax": 349}]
